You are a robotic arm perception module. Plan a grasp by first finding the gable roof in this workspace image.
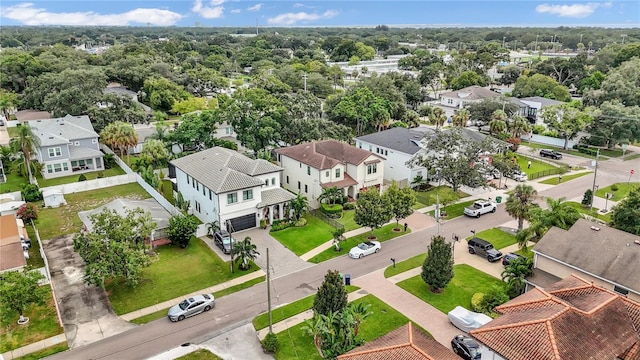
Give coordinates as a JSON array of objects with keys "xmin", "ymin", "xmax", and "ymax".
[
  {"xmin": 338, "ymin": 322, "xmax": 459, "ymax": 360},
  {"xmin": 533, "ymin": 219, "xmax": 640, "ymax": 295},
  {"xmin": 0, "ymin": 214, "xmax": 26, "ymax": 272},
  {"xmin": 275, "ymin": 140, "xmax": 380, "ymax": 170},
  {"xmin": 439, "ymin": 86, "xmax": 500, "ymax": 101},
  {"xmin": 471, "ymin": 275, "xmax": 640, "ymax": 360},
  {"xmin": 78, "ymin": 198, "xmax": 173, "ymax": 231},
  {"xmin": 30, "ymin": 115, "xmax": 99, "ymax": 147},
  {"xmin": 355, "ymin": 127, "xmax": 430, "ymax": 155},
  {"xmin": 170, "ymin": 147, "xmax": 282, "ymax": 194}
]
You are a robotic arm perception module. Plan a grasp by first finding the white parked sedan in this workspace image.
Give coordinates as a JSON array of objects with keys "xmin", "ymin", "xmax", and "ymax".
[
  {"xmin": 349, "ymin": 241, "xmax": 381, "ymax": 259},
  {"xmin": 167, "ymin": 293, "xmax": 215, "ymax": 322}
]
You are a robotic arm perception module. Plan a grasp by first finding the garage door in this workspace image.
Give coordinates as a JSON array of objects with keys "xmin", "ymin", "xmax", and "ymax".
[{"xmin": 228, "ymin": 214, "xmax": 257, "ymax": 232}]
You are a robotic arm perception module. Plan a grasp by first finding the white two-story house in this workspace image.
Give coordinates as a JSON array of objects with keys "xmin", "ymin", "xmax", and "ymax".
[
  {"xmin": 355, "ymin": 127, "xmax": 430, "ymax": 188},
  {"xmin": 30, "ymin": 115, "xmax": 104, "ymax": 179},
  {"xmin": 274, "ymin": 140, "xmax": 384, "ymax": 209},
  {"xmin": 169, "ymin": 147, "xmax": 294, "ymax": 231}
]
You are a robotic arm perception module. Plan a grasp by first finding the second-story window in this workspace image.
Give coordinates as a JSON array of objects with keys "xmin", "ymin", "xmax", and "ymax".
[
  {"xmin": 307, "ymin": 166, "xmax": 311, "ymax": 175},
  {"xmin": 227, "ymin": 193, "xmax": 238, "ymax": 204},
  {"xmin": 48, "ymin": 147, "xmax": 62, "ymax": 157},
  {"xmin": 243, "ymin": 189, "xmax": 253, "ymax": 200},
  {"xmin": 335, "ymin": 168, "xmax": 341, "ymax": 178},
  {"xmin": 367, "ymin": 163, "xmax": 378, "ymax": 174}
]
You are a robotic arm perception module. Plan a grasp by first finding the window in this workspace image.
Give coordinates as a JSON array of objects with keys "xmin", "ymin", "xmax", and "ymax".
[
  {"xmin": 367, "ymin": 163, "xmax": 378, "ymax": 174},
  {"xmin": 384, "ymin": 150, "xmax": 388, "ymax": 156},
  {"xmin": 614, "ymin": 285, "xmax": 629, "ymax": 296},
  {"xmin": 63, "ymin": 163, "xmax": 69, "ymax": 171},
  {"xmin": 325, "ymin": 171, "xmax": 329, "ymax": 177},
  {"xmin": 447, "ymin": 98, "xmax": 454, "ymax": 104},
  {"xmin": 187, "ymin": 176, "xmax": 190, "ymax": 185},
  {"xmin": 53, "ymin": 163, "xmax": 62, "ymax": 172},
  {"xmin": 48, "ymin": 147, "xmax": 62, "ymax": 157},
  {"xmin": 209, "ymin": 189, "xmax": 212, "ymax": 200},
  {"xmin": 271, "ymin": 177, "xmax": 275, "ymax": 185},
  {"xmin": 305, "ymin": 185, "xmax": 308, "ymax": 193},
  {"xmin": 335, "ymin": 168, "xmax": 341, "ymax": 178},
  {"xmin": 225, "ymin": 127, "xmax": 233, "ymax": 135},
  {"xmin": 368, "ymin": 145, "xmax": 372, "ymax": 151},
  {"xmin": 265, "ymin": 179, "xmax": 269, "ymax": 186},
  {"xmin": 86, "ymin": 159, "xmax": 93, "ymax": 165},
  {"xmin": 202, "ymin": 186, "xmax": 205, "ymax": 196},
  {"xmin": 297, "ymin": 181, "xmax": 301, "ymax": 190},
  {"xmin": 46, "ymin": 164, "xmax": 52, "ymax": 173},
  {"xmin": 243, "ymin": 189, "xmax": 253, "ymax": 200},
  {"xmin": 195, "ymin": 201, "xmax": 201, "ymax": 213},
  {"xmin": 376, "ymin": 147, "xmax": 380, "ymax": 154},
  {"xmin": 286, "ymin": 175, "xmax": 289, "ymax": 184},
  {"xmin": 307, "ymin": 166, "xmax": 311, "ymax": 175},
  {"xmin": 227, "ymin": 193, "xmax": 238, "ymax": 204},
  {"xmin": 196, "ymin": 182, "xmax": 199, "ymax": 191}
]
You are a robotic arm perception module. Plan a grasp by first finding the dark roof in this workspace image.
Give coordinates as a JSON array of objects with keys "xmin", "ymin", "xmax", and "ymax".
[
  {"xmin": 275, "ymin": 140, "xmax": 380, "ymax": 170},
  {"xmin": 355, "ymin": 127, "xmax": 430, "ymax": 155},
  {"xmin": 471, "ymin": 275, "xmax": 640, "ymax": 360},
  {"xmin": 338, "ymin": 322, "xmax": 459, "ymax": 360},
  {"xmin": 533, "ymin": 219, "xmax": 640, "ymax": 294},
  {"xmin": 439, "ymin": 86, "xmax": 500, "ymax": 101}
]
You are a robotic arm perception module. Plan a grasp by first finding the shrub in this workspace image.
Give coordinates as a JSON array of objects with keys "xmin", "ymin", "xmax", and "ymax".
[
  {"xmin": 295, "ymin": 218, "xmax": 307, "ymax": 227},
  {"xmin": 261, "ymin": 332, "xmax": 279, "ymax": 353},
  {"xmin": 97, "ymin": 171, "xmax": 104, "ymax": 178},
  {"xmin": 17, "ymin": 203, "xmax": 38, "ymax": 222},
  {"xmin": 78, "ymin": 174, "xmax": 87, "ymax": 182},
  {"xmin": 343, "ymin": 202, "xmax": 355, "ymax": 210},
  {"xmin": 478, "ymin": 286, "xmax": 509, "ymax": 315},
  {"xmin": 21, "ymin": 184, "xmax": 42, "ymax": 202},
  {"xmin": 532, "ymin": 125, "xmax": 546, "ymax": 134},
  {"xmin": 581, "ymin": 189, "xmax": 593, "ymax": 206},
  {"xmin": 321, "ymin": 203, "xmax": 343, "ymax": 218},
  {"xmin": 270, "ymin": 220, "xmax": 292, "ymax": 232},
  {"xmin": 103, "ymin": 153, "xmax": 116, "ymax": 169},
  {"xmin": 542, "ymin": 130, "xmax": 559, "ymax": 138},
  {"xmin": 610, "ymin": 184, "xmax": 619, "ymax": 192},
  {"xmin": 471, "ymin": 292, "xmax": 485, "ymax": 313},
  {"xmin": 260, "ymin": 219, "xmax": 267, "ymax": 229}
]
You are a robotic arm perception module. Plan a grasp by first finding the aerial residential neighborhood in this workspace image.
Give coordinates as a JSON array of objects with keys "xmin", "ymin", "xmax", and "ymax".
[{"xmin": 0, "ymin": 4, "xmax": 639, "ymax": 360}]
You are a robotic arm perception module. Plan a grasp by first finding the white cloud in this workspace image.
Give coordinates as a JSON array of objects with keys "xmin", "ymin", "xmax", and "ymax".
[
  {"xmin": 247, "ymin": 3, "xmax": 262, "ymax": 11},
  {"xmin": 535, "ymin": 2, "xmax": 612, "ymax": 18},
  {"xmin": 293, "ymin": 3, "xmax": 305, "ymax": 8},
  {"xmin": 231, "ymin": 9, "xmax": 242, "ymax": 13},
  {"xmin": 267, "ymin": 10, "xmax": 338, "ymax": 25},
  {"xmin": 192, "ymin": 0, "xmax": 225, "ymax": 19}
]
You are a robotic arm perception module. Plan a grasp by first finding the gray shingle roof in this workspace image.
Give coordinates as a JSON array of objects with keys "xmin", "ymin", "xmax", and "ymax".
[
  {"xmin": 533, "ymin": 219, "xmax": 640, "ymax": 293},
  {"xmin": 440, "ymin": 86, "xmax": 500, "ymax": 101},
  {"xmin": 78, "ymin": 198, "xmax": 171, "ymax": 231},
  {"xmin": 520, "ymin": 96, "xmax": 565, "ymax": 107},
  {"xmin": 355, "ymin": 127, "xmax": 430, "ymax": 155},
  {"xmin": 69, "ymin": 146, "xmax": 104, "ymax": 161},
  {"xmin": 170, "ymin": 147, "xmax": 282, "ymax": 194},
  {"xmin": 257, "ymin": 188, "xmax": 296, "ymax": 208},
  {"xmin": 31, "ymin": 115, "xmax": 98, "ymax": 146}
]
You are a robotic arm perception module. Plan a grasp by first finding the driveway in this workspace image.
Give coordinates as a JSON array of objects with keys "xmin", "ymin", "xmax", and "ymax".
[{"xmin": 43, "ymin": 234, "xmax": 136, "ymax": 349}]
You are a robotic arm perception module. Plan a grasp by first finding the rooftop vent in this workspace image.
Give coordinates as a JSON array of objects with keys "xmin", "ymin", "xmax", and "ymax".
[{"xmin": 590, "ymin": 226, "xmax": 601, "ymax": 231}]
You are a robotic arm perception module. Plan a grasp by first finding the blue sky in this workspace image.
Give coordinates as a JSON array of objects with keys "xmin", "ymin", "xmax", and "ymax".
[{"xmin": 1, "ymin": 1, "xmax": 638, "ymax": 27}]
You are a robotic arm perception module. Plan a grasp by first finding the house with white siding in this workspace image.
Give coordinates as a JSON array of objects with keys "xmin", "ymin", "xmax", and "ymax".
[
  {"xmin": 169, "ymin": 147, "xmax": 294, "ymax": 232},
  {"xmin": 274, "ymin": 140, "xmax": 384, "ymax": 209}
]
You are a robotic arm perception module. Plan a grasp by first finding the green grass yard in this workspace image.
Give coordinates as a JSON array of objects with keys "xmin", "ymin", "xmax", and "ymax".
[
  {"xmin": 0, "ymin": 172, "xmax": 29, "ymax": 193},
  {"xmin": 336, "ymin": 209, "xmax": 360, "ymax": 231},
  {"xmin": 397, "ymin": 264, "xmax": 506, "ymax": 314},
  {"xmin": 469, "ymin": 228, "xmax": 518, "ymax": 250},
  {"xmin": 308, "ymin": 224, "xmax": 410, "ymax": 263},
  {"xmin": 12, "ymin": 343, "xmax": 69, "ymax": 360},
  {"xmin": 427, "ymin": 199, "xmax": 476, "ymax": 219},
  {"xmin": 539, "ymin": 171, "xmax": 592, "ymax": 185},
  {"xmin": 106, "ymin": 238, "xmax": 259, "ymax": 315},
  {"xmin": 413, "ymin": 186, "xmax": 470, "ymax": 210},
  {"xmin": 384, "ymin": 253, "xmax": 427, "ymax": 278},
  {"xmin": 270, "ymin": 214, "xmax": 335, "ymax": 256},
  {"xmin": 36, "ymin": 166, "xmax": 126, "ymax": 188},
  {"xmin": 566, "ymin": 202, "xmax": 612, "ymax": 223},
  {"xmin": 176, "ymin": 349, "xmax": 222, "ymax": 360},
  {"xmin": 595, "ymin": 182, "xmax": 639, "ymax": 201},
  {"xmin": 516, "ymin": 155, "xmax": 559, "ymax": 177},
  {"xmin": 35, "ymin": 183, "xmax": 151, "ymax": 240}
]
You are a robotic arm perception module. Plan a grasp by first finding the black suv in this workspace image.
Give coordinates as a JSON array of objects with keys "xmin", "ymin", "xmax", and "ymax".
[
  {"xmin": 539, "ymin": 149, "xmax": 563, "ymax": 160},
  {"xmin": 452, "ymin": 334, "xmax": 481, "ymax": 360},
  {"xmin": 468, "ymin": 238, "xmax": 503, "ymax": 262},
  {"xmin": 214, "ymin": 230, "xmax": 234, "ymax": 254}
]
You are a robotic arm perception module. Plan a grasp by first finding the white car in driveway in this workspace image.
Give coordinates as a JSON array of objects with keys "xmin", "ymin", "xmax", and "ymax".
[
  {"xmin": 349, "ymin": 241, "xmax": 381, "ymax": 259},
  {"xmin": 506, "ymin": 170, "xmax": 528, "ymax": 182}
]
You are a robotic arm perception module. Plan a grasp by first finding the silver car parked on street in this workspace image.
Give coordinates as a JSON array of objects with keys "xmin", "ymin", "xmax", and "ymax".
[{"xmin": 167, "ymin": 293, "xmax": 215, "ymax": 322}]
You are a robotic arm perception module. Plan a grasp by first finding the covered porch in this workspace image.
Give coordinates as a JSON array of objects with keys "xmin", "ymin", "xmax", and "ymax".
[
  {"xmin": 69, "ymin": 147, "xmax": 104, "ymax": 173},
  {"xmin": 320, "ymin": 173, "xmax": 359, "ymax": 201},
  {"xmin": 258, "ymin": 188, "xmax": 296, "ymax": 225}
]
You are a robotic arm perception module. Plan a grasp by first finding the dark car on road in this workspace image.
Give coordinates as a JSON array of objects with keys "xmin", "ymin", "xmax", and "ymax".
[
  {"xmin": 468, "ymin": 237, "xmax": 503, "ymax": 262},
  {"xmin": 214, "ymin": 230, "xmax": 234, "ymax": 254},
  {"xmin": 451, "ymin": 334, "xmax": 481, "ymax": 360},
  {"xmin": 540, "ymin": 149, "xmax": 563, "ymax": 160}
]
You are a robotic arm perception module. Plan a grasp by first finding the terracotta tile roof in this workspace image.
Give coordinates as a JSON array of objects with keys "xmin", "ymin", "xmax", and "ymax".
[
  {"xmin": 617, "ymin": 341, "xmax": 640, "ymax": 360},
  {"xmin": 320, "ymin": 173, "xmax": 358, "ymax": 189},
  {"xmin": 338, "ymin": 322, "xmax": 459, "ymax": 360},
  {"xmin": 471, "ymin": 274, "xmax": 640, "ymax": 360},
  {"xmin": 275, "ymin": 140, "xmax": 379, "ymax": 170}
]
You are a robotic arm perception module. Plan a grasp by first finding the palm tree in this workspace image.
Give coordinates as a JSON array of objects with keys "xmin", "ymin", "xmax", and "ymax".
[
  {"xmin": 501, "ymin": 256, "xmax": 533, "ymax": 298},
  {"xmin": 332, "ymin": 227, "xmax": 345, "ymax": 251},
  {"xmin": 542, "ymin": 197, "xmax": 581, "ymax": 230},
  {"xmin": 505, "ymin": 184, "xmax": 538, "ymax": 230},
  {"xmin": 509, "ymin": 115, "xmax": 531, "ymax": 138},
  {"xmin": 303, "ymin": 316, "xmax": 328, "ymax": 358},
  {"xmin": 10, "ymin": 123, "xmax": 41, "ymax": 183},
  {"xmin": 489, "ymin": 118, "xmax": 507, "ymax": 135},
  {"xmin": 429, "ymin": 107, "xmax": 447, "ymax": 131},
  {"xmin": 100, "ymin": 121, "xmax": 139, "ymax": 162},
  {"xmin": 289, "ymin": 192, "xmax": 309, "ymax": 221},
  {"xmin": 348, "ymin": 302, "xmax": 372, "ymax": 337},
  {"xmin": 452, "ymin": 109, "xmax": 470, "ymax": 128},
  {"xmin": 233, "ymin": 236, "xmax": 260, "ymax": 270},
  {"xmin": 206, "ymin": 220, "xmax": 220, "ymax": 237}
]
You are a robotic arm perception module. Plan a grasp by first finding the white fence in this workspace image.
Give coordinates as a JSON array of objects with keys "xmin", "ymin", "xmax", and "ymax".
[
  {"xmin": 521, "ymin": 134, "xmax": 578, "ymax": 149},
  {"xmin": 40, "ymin": 174, "xmax": 137, "ymax": 194}
]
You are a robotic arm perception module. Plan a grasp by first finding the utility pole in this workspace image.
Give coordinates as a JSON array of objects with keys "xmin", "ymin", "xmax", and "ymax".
[
  {"xmin": 302, "ymin": 72, "xmax": 308, "ymax": 92},
  {"xmin": 621, "ymin": 34, "xmax": 627, "ymax": 44},
  {"xmin": 267, "ymin": 247, "xmax": 272, "ymax": 334},
  {"xmin": 589, "ymin": 149, "xmax": 600, "ymax": 211}
]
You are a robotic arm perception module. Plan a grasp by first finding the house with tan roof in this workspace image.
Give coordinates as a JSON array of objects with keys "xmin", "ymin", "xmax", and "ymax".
[
  {"xmin": 169, "ymin": 147, "xmax": 294, "ymax": 231},
  {"xmin": 471, "ymin": 274, "xmax": 640, "ymax": 360},
  {"xmin": 338, "ymin": 322, "xmax": 459, "ymax": 360},
  {"xmin": 0, "ymin": 214, "xmax": 28, "ymax": 273},
  {"xmin": 439, "ymin": 86, "xmax": 500, "ymax": 110},
  {"xmin": 530, "ymin": 219, "xmax": 640, "ymax": 302},
  {"xmin": 274, "ymin": 140, "xmax": 384, "ymax": 209}
]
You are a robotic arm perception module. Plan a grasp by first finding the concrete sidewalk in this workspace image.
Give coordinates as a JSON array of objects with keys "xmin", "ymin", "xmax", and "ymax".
[
  {"xmin": 1, "ymin": 334, "xmax": 67, "ymax": 360},
  {"xmin": 120, "ymin": 270, "xmax": 266, "ymax": 321}
]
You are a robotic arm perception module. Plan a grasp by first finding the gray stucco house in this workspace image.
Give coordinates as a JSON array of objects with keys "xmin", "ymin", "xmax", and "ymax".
[{"xmin": 30, "ymin": 115, "xmax": 104, "ymax": 179}]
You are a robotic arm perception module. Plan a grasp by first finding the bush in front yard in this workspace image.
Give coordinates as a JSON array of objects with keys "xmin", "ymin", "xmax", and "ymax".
[
  {"xmin": 471, "ymin": 292, "xmax": 484, "ymax": 313},
  {"xmin": 321, "ymin": 203, "xmax": 343, "ymax": 218},
  {"xmin": 295, "ymin": 218, "xmax": 307, "ymax": 227},
  {"xmin": 343, "ymin": 202, "xmax": 355, "ymax": 210},
  {"xmin": 270, "ymin": 219, "xmax": 292, "ymax": 232},
  {"xmin": 261, "ymin": 332, "xmax": 279, "ymax": 353}
]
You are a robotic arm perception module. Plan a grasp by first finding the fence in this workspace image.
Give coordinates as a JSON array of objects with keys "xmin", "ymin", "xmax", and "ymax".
[
  {"xmin": 310, "ymin": 209, "xmax": 344, "ymax": 230},
  {"xmin": 40, "ymin": 174, "xmax": 137, "ymax": 194},
  {"xmin": 527, "ymin": 166, "xmax": 569, "ymax": 180}
]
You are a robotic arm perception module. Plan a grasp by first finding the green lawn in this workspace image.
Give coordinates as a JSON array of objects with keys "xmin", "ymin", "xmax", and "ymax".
[
  {"xmin": 516, "ymin": 155, "xmax": 558, "ymax": 177},
  {"xmin": 336, "ymin": 210, "xmax": 360, "ymax": 231},
  {"xmin": 308, "ymin": 223, "xmax": 410, "ymax": 263},
  {"xmin": 0, "ymin": 287, "xmax": 64, "ymax": 353},
  {"xmin": 469, "ymin": 228, "xmax": 517, "ymax": 250},
  {"xmin": 427, "ymin": 199, "xmax": 476, "ymax": 219},
  {"xmin": 384, "ymin": 253, "xmax": 426, "ymax": 278},
  {"xmin": 25, "ymin": 224, "xmax": 45, "ymax": 268},
  {"xmin": 514, "ymin": 248, "xmax": 534, "ymax": 260},
  {"xmin": 106, "ymin": 238, "xmax": 260, "ymax": 315},
  {"xmin": 624, "ymin": 153, "xmax": 640, "ymax": 161},
  {"xmin": 0, "ymin": 172, "xmax": 29, "ymax": 193},
  {"xmin": 160, "ymin": 179, "xmax": 174, "ymax": 204},
  {"xmin": 12, "ymin": 343, "xmax": 69, "ymax": 360},
  {"xmin": 176, "ymin": 349, "xmax": 222, "ymax": 360},
  {"xmin": 253, "ymin": 285, "xmax": 360, "ymax": 331},
  {"xmin": 595, "ymin": 182, "xmax": 639, "ymax": 201},
  {"xmin": 7, "ymin": 126, "xmax": 19, "ymax": 138},
  {"xmin": 566, "ymin": 201, "xmax": 612, "ymax": 223},
  {"xmin": 413, "ymin": 186, "xmax": 470, "ymax": 209},
  {"xmin": 270, "ymin": 214, "xmax": 335, "ymax": 256},
  {"xmin": 274, "ymin": 295, "xmax": 421, "ymax": 360},
  {"xmin": 36, "ymin": 166, "xmax": 126, "ymax": 188},
  {"xmin": 397, "ymin": 264, "xmax": 506, "ymax": 314},
  {"xmin": 35, "ymin": 183, "xmax": 150, "ymax": 240},
  {"xmin": 539, "ymin": 171, "xmax": 592, "ymax": 185}
]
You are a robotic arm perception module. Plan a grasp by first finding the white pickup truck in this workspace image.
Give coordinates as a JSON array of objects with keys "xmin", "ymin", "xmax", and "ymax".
[{"xmin": 464, "ymin": 200, "xmax": 497, "ymax": 218}]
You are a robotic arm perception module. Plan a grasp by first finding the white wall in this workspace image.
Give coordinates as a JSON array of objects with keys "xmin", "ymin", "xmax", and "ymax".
[
  {"xmin": 479, "ymin": 345, "xmax": 507, "ymax": 360},
  {"xmin": 350, "ymin": 155, "xmax": 385, "ymax": 192},
  {"xmin": 40, "ymin": 173, "xmax": 137, "ymax": 194},
  {"xmin": 356, "ymin": 140, "xmax": 425, "ymax": 185},
  {"xmin": 521, "ymin": 134, "xmax": 578, "ymax": 149}
]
